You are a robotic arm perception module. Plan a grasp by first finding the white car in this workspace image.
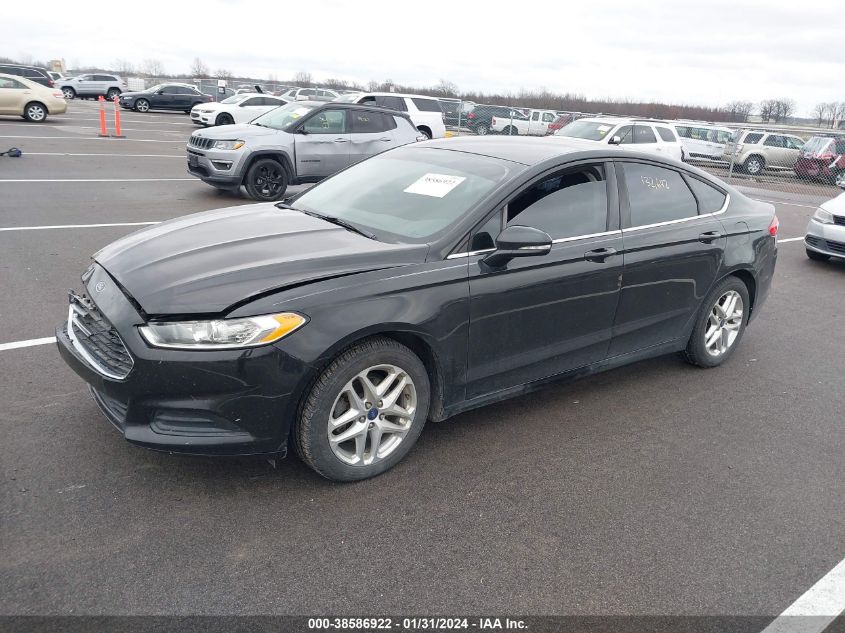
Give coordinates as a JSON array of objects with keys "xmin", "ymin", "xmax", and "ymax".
[
  {"xmin": 333, "ymin": 92, "xmax": 446, "ymax": 139},
  {"xmin": 279, "ymin": 87, "xmax": 339, "ymax": 102},
  {"xmin": 673, "ymin": 122, "xmax": 733, "ymax": 161},
  {"xmin": 190, "ymin": 93, "xmax": 289, "ymax": 126},
  {"xmin": 554, "ymin": 117, "xmax": 684, "ymax": 161}
]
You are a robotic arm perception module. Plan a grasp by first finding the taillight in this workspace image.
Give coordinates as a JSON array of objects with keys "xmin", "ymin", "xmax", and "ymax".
[
  {"xmin": 48, "ymin": 79, "xmax": 54, "ymax": 87},
  {"xmin": 492, "ymin": 117, "xmax": 497, "ymax": 125},
  {"xmin": 817, "ymin": 153, "xmax": 834, "ymax": 161},
  {"xmin": 467, "ymin": 112, "xmax": 475, "ymax": 119},
  {"xmin": 768, "ymin": 215, "xmax": 779, "ymax": 237},
  {"xmin": 52, "ymin": 91, "xmax": 63, "ymax": 99}
]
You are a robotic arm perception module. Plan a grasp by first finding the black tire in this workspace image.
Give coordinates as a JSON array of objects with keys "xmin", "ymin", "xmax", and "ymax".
[
  {"xmin": 684, "ymin": 276, "xmax": 750, "ymax": 368},
  {"xmin": 23, "ymin": 102, "xmax": 48, "ymax": 122},
  {"xmin": 186, "ymin": 102, "xmax": 202, "ymax": 114},
  {"xmin": 417, "ymin": 127, "xmax": 432, "ymax": 139},
  {"xmin": 806, "ymin": 248, "xmax": 830, "ymax": 262},
  {"xmin": 61, "ymin": 87, "xmax": 75, "ymax": 100},
  {"xmin": 134, "ymin": 98, "xmax": 150, "ymax": 113},
  {"xmin": 294, "ymin": 336, "xmax": 430, "ymax": 482},
  {"xmin": 243, "ymin": 158, "xmax": 288, "ymax": 201},
  {"xmin": 475, "ymin": 124, "xmax": 489, "ymax": 136},
  {"xmin": 501, "ymin": 125, "xmax": 517, "ymax": 136},
  {"xmin": 743, "ymin": 155, "xmax": 764, "ymax": 175},
  {"xmin": 216, "ymin": 112, "xmax": 234, "ymax": 126},
  {"xmin": 106, "ymin": 88, "xmax": 120, "ymax": 100}
]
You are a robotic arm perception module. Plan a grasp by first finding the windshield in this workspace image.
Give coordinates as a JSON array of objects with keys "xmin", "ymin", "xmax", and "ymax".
[
  {"xmin": 251, "ymin": 102, "xmax": 316, "ymax": 130},
  {"xmin": 289, "ymin": 147, "xmax": 515, "ymax": 243},
  {"xmin": 221, "ymin": 94, "xmax": 250, "ymax": 104},
  {"xmin": 333, "ymin": 93, "xmax": 361, "ymax": 103},
  {"xmin": 554, "ymin": 120, "xmax": 616, "ymax": 141}
]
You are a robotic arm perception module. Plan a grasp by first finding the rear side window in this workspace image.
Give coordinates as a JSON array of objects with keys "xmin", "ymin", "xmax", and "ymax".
[
  {"xmin": 374, "ymin": 96, "xmax": 407, "ymax": 111},
  {"xmin": 506, "ymin": 164, "xmax": 608, "ymax": 239},
  {"xmin": 686, "ymin": 177, "xmax": 727, "ymax": 214},
  {"xmin": 763, "ymin": 135, "xmax": 786, "ymax": 148},
  {"xmin": 633, "ymin": 125, "xmax": 657, "ymax": 144},
  {"xmin": 411, "ymin": 98, "xmax": 442, "ymax": 112},
  {"xmin": 622, "ymin": 162, "xmax": 698, "ymax": 226},
  {"xmin": 94, "ymin": 75, "xmax": 115, "ymax": 81},
  {"xmin": 744, "ymin": 133, "xmax": 763, "ymax": 144},
  {"xmin": 675, "ymin": 125, "xmax": 690, "ymax": 138},
  {"xmin": 302, "ymin": 109, "xmax": 346, "ymax": 134},
  {"xmin": 0, "ymin": 77, "xmax": 26, "ymax": 89},
  {"xmin": 23, "ymin": 69, "xmax": 44, "ymax": 78},
  {"xmin": 350, "ymin": 111, "xmax": 390, "ymax": 133},
  {"xmin": 656, "ymin": 126, "xmax": 676, "ymax": 142}
]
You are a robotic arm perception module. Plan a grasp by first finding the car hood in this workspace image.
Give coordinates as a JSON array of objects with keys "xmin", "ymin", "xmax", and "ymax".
[
  {"xmin": 190, "ymin": 123, "xmax": 282, "ymax": 140},
  {"xmin": 821, "ymin": 191, "xmax": 845, "ymax": 214},
  {"xmin": 93, "ymin": 204, "xmax": 428, "ymax": 316},
  {"xmin": 119, "ymin": 91, "xmax": 148, "ymax": 98}
]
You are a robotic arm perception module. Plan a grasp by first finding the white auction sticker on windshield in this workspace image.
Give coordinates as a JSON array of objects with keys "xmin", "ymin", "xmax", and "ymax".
[{"xmin": 404, "ymin": 173, "xmax": 466, "ymax": 198}]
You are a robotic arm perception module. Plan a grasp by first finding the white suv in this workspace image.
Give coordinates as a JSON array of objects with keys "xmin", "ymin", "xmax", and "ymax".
[
  {"xmin": 335, "ymin": 92, "xmax": 446, "ymax": 139},
  {"xmin": 554, "ymin": 117, "xmax": 684, "ymax": 161}
]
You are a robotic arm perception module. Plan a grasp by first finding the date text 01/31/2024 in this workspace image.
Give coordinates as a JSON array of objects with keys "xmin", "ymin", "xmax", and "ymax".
[{"xmin": 307, "ymin": 617, "xmax": 528, "ymax": 630}]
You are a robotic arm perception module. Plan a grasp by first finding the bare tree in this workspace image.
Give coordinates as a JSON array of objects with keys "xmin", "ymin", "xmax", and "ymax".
[
  {"xmin": 141, "ymin": 58, "xmax": 165, "ymax": 77},
  {"xmin": 292, "ymin": 71, "xmax": 312, "ymax": 86},
  {"xmin": 725, "ymin": 100, "xmax": 753, "ymax": 123},
  {"xmin": 215, "ymin": 68, "xmax": 232, "ymax": 81},
  {"xmin": 113, "ymin": 59, "xmax": 135, "ymax": 75},
  {"xmin": 434, "ymin": 79, "xmax": 458, "ymax": 97},
  {"xmin": 771, "ymin": 98, "xmax": 795, "ymax": 123},
  {"xmin": 758, "ymin": 99, "xmax": 776, "ymax": 122},
  {"xmin": 190, "ymin": 57, "xmax": 209, "ymax": 78},
  {"xmin": 813, "ymin": 102, "xmax": 828, "ymax": 127},
  {"xmin": 831, "ymin": 102, "xmax": 845, "ymax": 128}
]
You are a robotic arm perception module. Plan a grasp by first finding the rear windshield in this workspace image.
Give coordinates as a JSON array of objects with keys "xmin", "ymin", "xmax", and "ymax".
[
  {"xmin": 555, "ymin": 120, "xmax": 616, "ymax": 141},
  {"xmin": 290, "ymin": 147, "xmax": 516, "ymax": 243},
  {"xmin": 250, "ymin": 102, "xmax": 316, "ymax": 130}
]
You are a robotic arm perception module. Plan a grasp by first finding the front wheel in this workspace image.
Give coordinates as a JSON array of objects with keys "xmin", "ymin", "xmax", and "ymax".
[
  {"xmin": 744, "ymin": 155, "xmax": 764, "ymax": 175},
  {"xmin": 216, "ymin": 112, "xmax": 234, "ymax": 126},
  {"xmin": 294, "ymin": 337, "xmax": 430, "ymax": 481},
  {"xmin": 134, "ymin": 98, "xmax": 150, "ymax": 113},
  {"xmin": 243, "ymin": 158, "xmax": 288, "ymax": 201},
  {"xmin": 61, "ymin": 87, "xmax": 75, "ymax": 100},
  {"xmin": 501, "ymin": 126, "xmax": 517, "ymax": 136},
  {"xmin": 684, "ymin": 277, "xmax": 749, "ymax": 368}
]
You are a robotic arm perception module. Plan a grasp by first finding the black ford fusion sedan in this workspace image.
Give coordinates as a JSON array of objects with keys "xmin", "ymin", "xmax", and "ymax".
[{"xmin": 57, "ymin": 136, "xmax": 778, "ymax": 481}]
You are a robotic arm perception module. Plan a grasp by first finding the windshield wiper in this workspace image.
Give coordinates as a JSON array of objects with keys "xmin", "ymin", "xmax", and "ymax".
[{"xmin": 300, "ymin": 210, "xmax": 377, "ymax": 240}]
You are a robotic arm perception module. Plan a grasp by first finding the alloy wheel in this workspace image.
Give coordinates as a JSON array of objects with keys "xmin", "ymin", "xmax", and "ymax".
[
  {"xmin": 27, "ymin": 104, "xmax": 46, "ymax": 121},
  {"xmin": 476, "ymin": 124, "xmax": 488, "ymax": 136},
  {"xmin": 62, "ymin": 88, "xmax": 74, "ymax": 100},
  {"xmin": 252, "ymin": 165, "xmax": 284, "ymax": 198},
  {"xmin": 746, "ymin": 158, "xmax": 762, "ymax": 175},
  {"xmin": 704, "ymin": 290, "xmax": 743, "ymax": 357},
  {"xmin": 136, "ymin": 100, "xmax": 149, "ymax": 112},
  {"xmin": 327, "ymin": 364, "xmax": 417, "ymax": 466}
]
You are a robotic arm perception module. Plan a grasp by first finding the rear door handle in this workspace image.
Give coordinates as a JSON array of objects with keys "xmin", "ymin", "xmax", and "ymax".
[
  {"xmin": 379, "ymin": 137, "xmax": 391, "ymax": 142},
  {"xmin": 584, "ymin": 247, "xmax": 617, "ymax": 263},
  {"xmin": 698, "ymin": 231, "xmax": 723, "ymax": 243},
  {"xmin": 334, "ymin": 138, "xmax": 348, "ymax": 143}
]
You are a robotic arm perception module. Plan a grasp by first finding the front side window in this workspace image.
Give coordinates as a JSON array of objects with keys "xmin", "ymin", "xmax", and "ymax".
[
  {"xmin": 614, "ymin": 125, "xmax": 633, "ymax": 144},
  {"xmin": 786, "ymin": 136, "xmax": 804, "ymax": 150},
  {"xmin": 622, "ymin": 162, "xmax": 698, "ymax": 227},
  {"xmin": 506, "ymin": 164, "xmax": 608, "ymax": 240},
  {"xmin": 291, "ymin": 146, "xmax": 515, "ymax": 243},
  {"xmin": 0, "ymin": 77, "xmax": 25, "ymax": 89},
  {"xmin": 633, "ymin": 125, "xmax": 657, "ymax": 144},
  {"xmin": 302, "ymin": 109, "xmax": 346, "ymax": 134},
  {"xmin": 531, "ymin": 112, "xmax": 540, "ymax": 121},
  {"xmin": 542, "ymin": 112, "xmax": 556, "ymax": 122}
]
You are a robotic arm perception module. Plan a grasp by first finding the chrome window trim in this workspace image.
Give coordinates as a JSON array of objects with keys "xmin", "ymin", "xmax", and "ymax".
[
  {"xmin": 552, "ymin": 229, "xmax": 621, "ymax": 244},
  {"xmin": 446, "ymin": 248, "xmax": 495, "ymax": 260},
  {"xmin": 623, "ymin": 193, "xmax": 730, "ymax": 233},
  {"xmin": 66, "ymin": 304, "xmax": 131, "ymax": 381}
]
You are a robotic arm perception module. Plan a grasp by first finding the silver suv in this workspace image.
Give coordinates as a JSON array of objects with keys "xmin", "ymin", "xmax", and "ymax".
[
  {"xmin": 59, "ymin": 74, "xmax": 127, "ymax": 100},
  {"xmin": 187, "ymin": 101, "xmax": 425, "ymax": 201},
  {"xmin": 722, "ymin": 130, "xmax": 805, "ymax": 175}
]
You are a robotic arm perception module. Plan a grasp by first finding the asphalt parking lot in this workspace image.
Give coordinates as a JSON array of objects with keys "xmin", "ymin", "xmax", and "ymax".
[{"xmin": 1, "ymin": 100, "xmax": 843, "ymax": 623}]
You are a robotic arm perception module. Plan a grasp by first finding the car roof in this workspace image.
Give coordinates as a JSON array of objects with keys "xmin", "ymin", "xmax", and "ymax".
[
  {"xmin": 0, "ymin": 72, "xmax": 42, "ymax": 87},
  {"xmin": 359, "ymin": 92, "xmax": 438, "ymax": 100}
]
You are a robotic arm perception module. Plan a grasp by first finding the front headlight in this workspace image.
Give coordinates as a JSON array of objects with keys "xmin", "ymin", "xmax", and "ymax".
[
  {"xmin": 139, "ymin": 313, "xmax": 306, "ymax": 350},
  {"xmin": 213, "ymin": 139, "xmax": 245, "ymax": 150},
  {"xmin": 813, "ymin": 208, "xmax": 834, "ymax": 224}
]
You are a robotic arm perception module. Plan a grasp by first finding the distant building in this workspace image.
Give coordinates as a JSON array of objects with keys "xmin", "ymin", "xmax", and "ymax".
[{"xmin": 49, "ymin": 59, "xmax": 66, "ymax": 73}]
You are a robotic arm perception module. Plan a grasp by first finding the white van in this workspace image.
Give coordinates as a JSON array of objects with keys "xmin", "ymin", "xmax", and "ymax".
[{"xmin": 672, "ymin": 122, "xmax": 734, "ymax": 161}]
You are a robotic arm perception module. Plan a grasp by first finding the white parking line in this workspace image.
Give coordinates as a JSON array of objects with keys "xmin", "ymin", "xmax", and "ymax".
[
  {"xmin": 0, "ymin": 135, "xmax": 182, "ymax": 143},
  {"xmin": 0, "ymin": 337, "xmax": 56, "ymax": 351},
  {"xmin": 26, "ymin": 153, "xmax": 184, "ymax": 158},
  {"xmin": 0, "ymin": 221, "xmax": 160, "ymax": 232},
  {"xmin": 0, "ymin": 178, "xmax": 196, "ymax": 183},
  {"xmin": 760, "ymin": 557, "xmax": 845, "ymax": 633},
  {"xmin": 779, "ymin": 237, "xmax": 805, "ymax": 243}
]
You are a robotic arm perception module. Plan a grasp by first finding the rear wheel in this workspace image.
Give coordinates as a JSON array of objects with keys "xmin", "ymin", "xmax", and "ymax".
[
  {"xmin": 61, "ymin": 87, "xmax": 75, "ymax": 100},
  {"xmin": 684, "ymin": 277, "xmax": 749, "ymax": 368},
  {"xmin": 244, "ymin": 158, "xmax": 288, "ymax": 201},
  {"xmin": 475, "ymin": 124, "xmax": 489, "ymax": 136},
  {"xmin": 106, "ymin": 88, "xmax": 120, "ymax": 100},
  {"xmin": 501, "ymin": 125, "xmax": 517, "ymax": 136},
  {"xmin": 23, "ymin": 102, "xmax": 47, "ymax": 122},
  {"xmin": 294, "ymin": 337, "xmax": 430, "ymax": 481},
  {"xmin": 134, "ymin": 98, "xmax": 150, "ymax": 113},
  {"xmin": 215, "ymin": 112, "xmax": 234, "ymax": 126},
  {"xmin": 744, "ymin": 155, "xmax": 764, "ymax": 175},
  {"xmin": 417, "ymin": 127, "xmax": 431, "ymax": 139},
  {"xmin": 806, "ymin": 248, "xmax": 830, "ymax": 262}
]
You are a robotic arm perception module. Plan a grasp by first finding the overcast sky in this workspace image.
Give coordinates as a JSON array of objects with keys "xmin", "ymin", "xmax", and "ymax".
[{"xmin": 6, "ymin": 0, "xmax": 841, "ymax": 115}]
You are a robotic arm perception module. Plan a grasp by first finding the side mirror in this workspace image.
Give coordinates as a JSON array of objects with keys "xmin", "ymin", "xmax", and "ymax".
[
  {"xmin": 482, "ymin": 225, "xmax": 552, "ymax": 268},
  {"xmin": 608, "ymin": 135, "xmax": 622, "ymax": 145}
]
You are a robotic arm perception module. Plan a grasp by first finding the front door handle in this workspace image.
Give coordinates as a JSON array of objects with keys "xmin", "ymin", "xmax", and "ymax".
[
  {"xmin": 334, "ymin": 138, "xmax": 348, "ymax": 143},
  {"xmin": 378, "ymin": 137, "xmax": 391, "ymax": 142},
  {"xmin": 698, "ymin": 231, "xmax": 723, "ymax": 243},
  {"xmin": 584, "ymin": 247, "xmax": 617, "ymax": 263}
]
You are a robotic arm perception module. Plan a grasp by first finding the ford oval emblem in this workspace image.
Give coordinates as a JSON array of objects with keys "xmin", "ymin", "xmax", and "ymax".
[{"xmin": 95, "ymin": 281, "xmax": 105, "ymax": 292}]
